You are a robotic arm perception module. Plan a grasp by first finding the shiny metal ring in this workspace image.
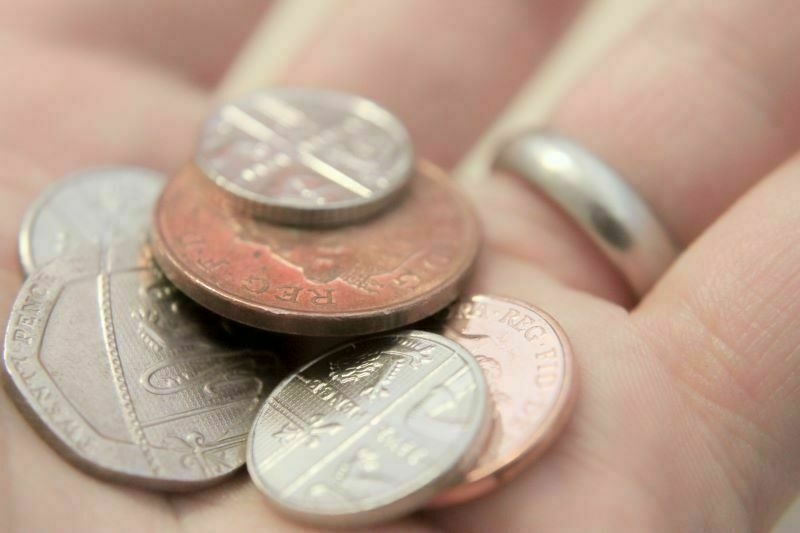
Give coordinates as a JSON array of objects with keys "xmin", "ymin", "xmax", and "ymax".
[{"xmin": 494, "ymin": 130, "xmax": 679, "ymax": 296}]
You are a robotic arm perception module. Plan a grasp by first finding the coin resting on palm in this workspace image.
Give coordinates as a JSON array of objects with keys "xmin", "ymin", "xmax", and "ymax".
[
  {"xmin": 246, "ymin": 330, "xmax": 492, "ymax": 527},
  {"xmin": 2, "ymin": 241, "xmax": 285, "ymax": 490},
  {"xmin": 150, "ymin": 160, "xmax": 480, "ymax": 336},
  {"xmin": 195, "ymin": 88, "xmax": 414, "ymax": 226},
  {"xmin": 18, "ymin": 166, "xmax": 164, "ymax": 275},
  {"xmin": 429, "ymin": 295, "xmax": 576, "ymax": 506}
]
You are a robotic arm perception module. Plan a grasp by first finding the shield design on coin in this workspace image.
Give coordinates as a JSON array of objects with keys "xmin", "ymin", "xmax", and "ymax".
[{"xmin": 2, "ymin": 242, "xmax": 284, "ymax": 489}]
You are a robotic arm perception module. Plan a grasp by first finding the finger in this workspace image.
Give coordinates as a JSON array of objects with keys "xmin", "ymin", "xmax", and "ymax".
[
  {"xmin": 486, "ymin": 0, "xmax": 800, "ymax": 301},
  {"xmin": 632, "ymin": 154, "xmax": 800, "ymax": 529},
  {"xmin": 0, "ymin": 35, "xmax": 206, "ymax": 175},
  {"xmin": 0, "ymin": 0, "xmax": 275, "ymax": 86},
  {"xmin": 426, "ymin": 160, "xmax": 800, "ymax": 531},
  {"xmin": 284, "ymin": 0, "xmax": 584, "ymax": 167}
]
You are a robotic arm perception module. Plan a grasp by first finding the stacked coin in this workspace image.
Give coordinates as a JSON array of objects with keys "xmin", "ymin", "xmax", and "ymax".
[{"xmin": 3, "ymin": 89, "xmax": 576, "ymax": 526}]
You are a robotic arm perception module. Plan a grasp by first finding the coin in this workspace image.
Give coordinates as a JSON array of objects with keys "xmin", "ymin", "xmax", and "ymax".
[
  {"xmin": 18, "ymin": 166, "xmax": 164, "ymax": 275},
  {"xmin": 2, "ymin": 241, "xmax": 285, "ymax": 490},
  {"xmin": 428, "ymin": 295, "xmax": 576, "ymax": 506},
  {"xmin": 195, "ymin": 88, "xmax": 413, "ymax": 226},
  {"xmin": 279, "ymin": 333, "xmax": 356, "ymax": 366},
  {"xmin": 150, "ymin": 161, "xmax": 480, "ymax": 336},
  {"xmin": 246, "ymin": 330, "xmax": 492, "ymax": 527}
]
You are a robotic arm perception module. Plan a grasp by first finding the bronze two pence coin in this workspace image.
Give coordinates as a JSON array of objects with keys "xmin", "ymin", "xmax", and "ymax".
[
  {"xmin": 2, "ymin": 241, "xmax": 285, "ymax": 490},
  {"xmin": 150, "ymin": 161, "xmax": 481, "ymax": 336},
  {"xmin": 429, "ymin": 295, "xmax": 577, "ymax": 506}
]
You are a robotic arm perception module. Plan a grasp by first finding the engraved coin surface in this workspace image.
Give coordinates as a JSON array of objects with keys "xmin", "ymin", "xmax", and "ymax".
[
  {"xmin": 429, "ymin": 295, "xmax": 576, "ymax": 506},
  {"xmin": 2, "ymin": 241, "xmax": 285, "ymax": 490},
  {"xmin": 195, "ymin": 88, "xmax": 413, "ymax": 226},
  {"xmin": 18, "ymin": 166, "xmax": 164, "ymax": 275},
  {"xmin": 246, "ymin": 330, "xmax": 492, "ymax": 527},
  {"xmin": 150, "ymin": 161, "xmax": 480, "ymax": 336}
]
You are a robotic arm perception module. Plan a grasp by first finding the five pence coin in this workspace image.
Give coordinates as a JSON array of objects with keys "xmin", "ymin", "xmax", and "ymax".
[{"xmin": 246, "ymin": 330, "xmax": 492, "ymax": 527}]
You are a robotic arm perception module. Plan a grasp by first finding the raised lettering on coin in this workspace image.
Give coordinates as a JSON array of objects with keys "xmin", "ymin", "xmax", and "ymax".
[
  {"xmin": 429, "ymin": 295, "xmax": 576, "ymax": 506},
  {"xmin": 150, "ymin": 161, "xmax": 480, "ymax": 336}
]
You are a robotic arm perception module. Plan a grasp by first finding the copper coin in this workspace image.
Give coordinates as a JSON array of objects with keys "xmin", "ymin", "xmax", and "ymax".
[
  {"xmin": 2, "ymin": 240, "xmax": 285, "ymax": 490},
  {"xmin": 18, "ymin": 166, "xmax": 164, "ymax": 275},
  {"xmin": 150, "ymin": 161, "xmax": 480, "ymax": 336},
  {"xmin": 195, "ymin": 88, "xmax": 413, "ymax": 226},
  {"xmin": 428, "ymin": 295, "xmax": 576, "ymax": 506},
  {"xmin": 246, "ymin": 330, "xmax": 492, "ymax": 527}
]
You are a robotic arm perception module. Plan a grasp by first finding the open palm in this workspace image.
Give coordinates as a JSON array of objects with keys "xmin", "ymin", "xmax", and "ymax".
[{"xmin": 2, "ymin": 1, "xmax": 799, "ymax": 531}]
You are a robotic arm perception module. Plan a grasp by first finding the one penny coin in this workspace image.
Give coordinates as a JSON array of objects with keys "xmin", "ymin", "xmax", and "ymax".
[
  {"xmin": 18, "ymin": 166, "xmax": 164, "ymax": 275},
  {"xmin": 195, "ymin": 88, "xmax": 413, "ymax": 226},
  {"xmin": 2, "ymin": 241, "xmax": 285, "ymax": 490},
  {"xmin": 150, "ymin": 161, "xmax": 480, "ymax": 336},
  {"xmin": 246, "ymin": 330, "xmax": 492, "ymax": 527},
  {"xmin": 428, "ymin": 295, "xmax": 576, "ymax": 506}
]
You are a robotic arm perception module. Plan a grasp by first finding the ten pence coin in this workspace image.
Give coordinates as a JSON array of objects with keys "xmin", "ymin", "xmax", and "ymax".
[
  {"xmin": 195, "ymin": 88, "xmax": 413, "ymax": 226},
  {"xmin": 246, "ymin": 330, "xmax": 492, "ymax": 527},
  {"xmin": 2, "ymin": 241, "xmax": 285, "ymax": 490},
  {"xmin": 150, "ymin": 161, "xmax": 481, "ymax": 336},
  {"xmin": 18, "ymin": 166, "xmax": 164, "ymax": 275},
  {"xmin": 428, "ymin": 295, "xmax": 576, "ymax": 506}
]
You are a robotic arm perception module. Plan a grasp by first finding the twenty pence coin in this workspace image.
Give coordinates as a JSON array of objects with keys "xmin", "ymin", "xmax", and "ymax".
[
  {"xmin": 18, "ymin": 166, "xmax": 164, "ymax": 275},
  {"xmin": 246, "ymin": 330, "xmax": 492, "ymax": 527},
  {"xmin": 429, "ymin": 295, "xmax": 576, "ymax": 506},
  {"xmin": 195, "ymin": 88, "xmax": 413, "ymax": 226},
  {"xmin": 2, "ymin": 241, "xmax": 285, "ymax": 490},
  {"xmin": 150, "ymin": 161, "xmax": 480, "ymax": 336}
]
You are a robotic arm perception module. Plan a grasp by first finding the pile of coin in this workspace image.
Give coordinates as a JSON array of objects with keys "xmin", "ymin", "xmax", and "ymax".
[{"xmin": 3, "ymin": 88, "xmax": 576, "ymax": 527}]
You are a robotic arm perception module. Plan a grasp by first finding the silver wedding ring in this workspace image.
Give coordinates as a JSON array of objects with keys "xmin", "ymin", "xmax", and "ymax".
[{"xmin": 494, "ymin": 130, "xmax": 679, "ymax": 296}]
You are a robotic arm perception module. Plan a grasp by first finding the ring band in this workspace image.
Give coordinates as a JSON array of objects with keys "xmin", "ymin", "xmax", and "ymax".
[{"xmin": 494, "ymin": 130, "xmax": 679, "ymax": 296}]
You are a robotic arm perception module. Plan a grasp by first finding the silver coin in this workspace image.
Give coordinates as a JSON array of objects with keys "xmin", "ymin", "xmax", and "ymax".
[
  {"xmin": 195, "ymin": 88, "xmax": 414, "ymax": 226},
  {"xmin": 246, "ymin": 330, "xmax": 491, "ymax": 527},
  {"xmin": 2, "ymin": 240, "xmax": 285, "ymax": 490},
  {"xmin": 18, "ymin": 166, "xmax": 164, "ymax": 276}
]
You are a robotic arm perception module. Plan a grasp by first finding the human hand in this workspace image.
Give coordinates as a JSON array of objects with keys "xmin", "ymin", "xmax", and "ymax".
[{"xmin": 1, "ymin": 1, "xmax": 798, "ymax": 531}]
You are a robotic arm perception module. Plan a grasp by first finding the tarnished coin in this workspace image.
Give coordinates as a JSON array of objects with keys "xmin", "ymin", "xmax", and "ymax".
[
  {"xmin": 18, "ymin": 166, "xmax": 164, "ymax": 275},
  {"xmin": 246, "ymin": 330, "xmax": 492, "ymax": 527},
  {"xmin": 2, "ymin": 241, "xmax": 285, "ymax": 490},
  {"xmin": 150, "ymin": 161, "xmax": 480, "ymax": 336},
  {"xmin": 429, "ymin": 295, "xmax": 576, "ymax": 506},
  {"xmin": 195, "ymin": 88, "xmax": 413, "ymax": 226}
]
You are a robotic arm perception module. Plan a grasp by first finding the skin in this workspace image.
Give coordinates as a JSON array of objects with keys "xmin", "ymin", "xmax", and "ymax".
[{"xmin": 1, "ymin": 0, "xmax": 799, "ymax": 531}]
